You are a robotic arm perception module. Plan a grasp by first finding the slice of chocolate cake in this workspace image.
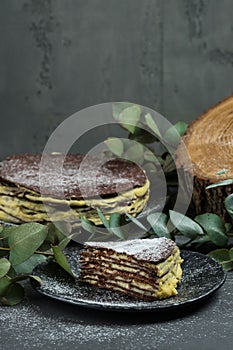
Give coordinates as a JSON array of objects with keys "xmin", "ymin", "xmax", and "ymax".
[
  {"xmin": 80, "ymin": 237, "xmax": 183, "ymax": 300},
  {"xmin": 0, "ymin": 154, "xmax": 149, "ymax": 225}
]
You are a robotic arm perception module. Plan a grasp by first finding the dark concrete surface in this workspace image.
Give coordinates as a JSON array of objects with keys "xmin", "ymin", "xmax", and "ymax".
[
  {"xmin": 0, "ymin": 272, "xmax": 232, "ymax": 350},
  {"xmin": 0, "ymin": 0, "xmax": 233, "ymax": 158}
]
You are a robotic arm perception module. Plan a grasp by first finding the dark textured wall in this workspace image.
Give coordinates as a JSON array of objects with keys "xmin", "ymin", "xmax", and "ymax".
[{"xmin": 0, "ymin": 0, "xmax": 233, "ymax": 158}]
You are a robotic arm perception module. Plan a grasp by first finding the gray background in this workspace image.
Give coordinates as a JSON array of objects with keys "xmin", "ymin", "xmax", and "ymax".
[{"xmin": 0, "ymin": 0, "xmax": 233, "ymax": 158}]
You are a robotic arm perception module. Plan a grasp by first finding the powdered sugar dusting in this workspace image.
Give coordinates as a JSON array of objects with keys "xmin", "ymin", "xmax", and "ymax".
[
  {"xmin": 0, "ymin": 272, "xmax": 232, "ymax": 350},
  {"xmin": 0, "ymin": 154, "xmax": 147, "ymax": 199},
  {"xmin": 85, "ymin": 237, "xmax": 176, "ymax": 262}
]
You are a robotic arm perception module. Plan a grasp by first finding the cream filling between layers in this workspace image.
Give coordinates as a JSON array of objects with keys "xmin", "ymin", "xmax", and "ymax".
[
  {"xmin": 82, "ymin": 263, "xmax": 182, "ymax": 299},
  {"xmin": 0, "ymin": 180, "xmax": 149, "ymax": 224},
  {"xmin": 81, "ymin": 246, "xmax": 183, "ymax": 277}
]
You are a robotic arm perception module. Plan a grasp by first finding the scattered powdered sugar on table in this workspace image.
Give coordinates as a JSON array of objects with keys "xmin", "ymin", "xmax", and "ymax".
[{"xmin": 0, "ymin": 274, "xmax": 232, "ymax": 350}]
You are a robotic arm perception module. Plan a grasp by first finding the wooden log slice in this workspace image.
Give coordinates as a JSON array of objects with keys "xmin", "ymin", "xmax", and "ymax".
[{"xmin": 176, "ymin": 96, "xmax": 233, "ymax": 220}]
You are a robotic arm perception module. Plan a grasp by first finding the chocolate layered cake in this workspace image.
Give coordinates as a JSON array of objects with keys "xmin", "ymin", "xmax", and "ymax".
[
  {"xmin": 80, "ymin": 237, "xmax": 183, "ymax": 300},
  {"xmin": 0, "ymin": 154, "xmax": 149, "ymax": 225}
]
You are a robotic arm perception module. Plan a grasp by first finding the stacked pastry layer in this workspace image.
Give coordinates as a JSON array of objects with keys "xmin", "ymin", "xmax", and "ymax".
[
  {"xmin": 80, "ymin": 237, "xmax": 183, "ymax": 300},
  {"xmin": 0, "ymin": 154, "xmax": 149, "ymax": 224},
  {"xmin": 0, "ymin": 154, "xmax": 149, "ymax": 225}
]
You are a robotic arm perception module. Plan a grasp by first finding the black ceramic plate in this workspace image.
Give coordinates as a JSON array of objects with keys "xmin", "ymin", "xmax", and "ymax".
[{"xmin": 31, "ymin": 246, "xmax": 226, "ymax": 312}]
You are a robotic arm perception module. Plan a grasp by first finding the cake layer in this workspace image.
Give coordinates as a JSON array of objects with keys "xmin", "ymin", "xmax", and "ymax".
[
  {"xmin": 0, "ymin": 154, "xmax": 148, "ymax": 198},
  {"xmin": 80, "ymin": 238, "xmax": 183, "ymax": 300},
  {"xmin": 0, "ymin": 154, "xmax": 149, "ymax": 225}
]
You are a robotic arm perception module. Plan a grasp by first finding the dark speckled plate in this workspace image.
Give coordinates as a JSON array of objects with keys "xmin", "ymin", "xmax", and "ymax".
[{"xmin": 31, "ymin": 246, "xmax": 226, "ymax": 312}]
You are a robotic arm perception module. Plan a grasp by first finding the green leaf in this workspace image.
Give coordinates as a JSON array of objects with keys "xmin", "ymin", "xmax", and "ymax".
[
  {"xmin": 58, "ymin": 234, "xmax": 76, "ymax": 250},
  {"xmin": 8, "ymin": 223, "xmax": 48, "ymax": 266},
  {"xmin": 13, "ymin": 254, "xmax": 46, "ymax": 274},
  {"xmin": 81, "ymin": 217, "xmax": 97, "ymax": 234},
  {"xmin": 117, "ymin": 105, "xmax": 141, "ymax": 134},
  {"xmin": 162, "ymin": 154, "xmax": 176, "ymax": 173},
  {"xmin": 191, "ymin": 235, "xmax": 211, "ymax": 247},
  {"xmin": 147, "ymin": 213, "xmax": 171, "ymax": 238},
  {"xmin": 112, "ymin": 102, "xmax": 133, "ymax": 121},
  {"xmin": 229, "ymin": 247, "xmax": 233, "ymax": 260},
  {"xmin": 0, "ymin": 276, "xmax": 11, "ymax": 297},
  {"xmin": 164, "ymin": 121, "xmax": 188, "ymax": 145},
  {"xmin": 52, "ymin": 246, "xmax": 74, "ymax": 277},
  {"xmin": 0, "ymin": 225, "xmax": 18, "ymax": 238},
  {"xmin": 206, "ymin": 179, "xmax": 233, "ymax": 189},
  {"xmin": 216, "ymin": 169, "xmax": 229, "ymax": 175},
  {"xmin": 29, "ymin": 275, "xmax": 42, "ymax": 286},
  {"xmin": 1, "ymin": 282, "xmax": 24, "ymax": 306},
  {"xmin": 225, "ymin": 223, "xmax": 232, "ymax": 233},
  {"xmin": 143, "ymin": 151, "xmax": 157, "ymax": 162},
  {"xmin": 125, "ymin": 213, "xmax": 147, "ymax": 231},
  {"xmin": 124, "ymin": 143, "xmax": 144, "ymax": 165},
  {"xmin": 96, "ymin": 208, "xmax": 110, "ymax": 229},
  {"xmin": 169, "ymin": 210, "xmax": 203, "ymax": 238},
  {"xmin": 208, "ymin": 249, "xmax": 230, "ymax": 263},
  {"xmin": 109, "ymin": 213, "xmax": 127, "ymax": 240},
  {"xmin": 195, "ymin": 213, "xmax": 228, "ymax": 247},
  {"xmin": 222, "ymin": 261, "xmax": 233, "ymax": 271},
  {"xmin": 225, "ymin": 194, "xmax": 233, "ymax": 219},
  {"xmin": 145, "ymin": 113, "xmax": 161, "ymax": 138},
  {"xmin": 104, "ymin": 138, "xmax": 124, "ymax": 157},
  {"xmin": 47, "ymin": 222, "xmax": 71, "ymax": 245},
  {"xmin": 143, "ymin": 163, "xmax": 157, "ymax": 175},
  {"xmin": 128, "ymin": 123, "xmax": 157, "ymax": 144},
  {"xmin": 0, "ymin": 258, "xmax": 11, "ymax": 278}
]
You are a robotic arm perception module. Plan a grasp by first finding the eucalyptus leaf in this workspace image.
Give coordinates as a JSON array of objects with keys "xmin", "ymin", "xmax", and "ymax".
[
  {"xmin": 169, "ymin": 210, "xmax": 203, "ymax": 238},
  {"xmin": 164, "ymin": 121, "xmax": 188, "ymax": 145},
  {"xmin": 162, "ymin": 155, "xmax": 176, "ymax": 173},
  {"xmin": 224, "ymin": 194, "xmax": 233, "ymax": 219},
  {"xmin": 109, "ymin": 213, "xmax": 127, "ymax": 240},
  {"xmin": 207, "ymin": 249, "xmax": 230, "ymax": 263},
  {"xmin": 29, "ymin": 275, "xmax": 42, "ymax": 286},
  {"xmin": 1, "ymin": 282, "xmax": 24, "ymax": 306},
  {"xmin": 47, "ymin": 222, "xmax": 69, "ymax": 245},
  {"xmin": 8, "ymin": 223, "xmax": 48, "ymax": 266},
  {"xmin": 118, "ymin": 105, "xmax": 141, "ymax": 134},
  {"xmin": 147, "ymin": 213, "xmax": 171, "ymax": 238},
  {"xmin": 0, "ymin": 276, "xmax": 11, "ymax": 297},
  {"xmin": 143, "ymin": 163, "xmax": 157, "ymax": 175},
  {"xmin": 222, "ymin": 261, "xmax": 233, "ymax": 271},
  {"xmin": 104, "ymin": 138, "xmax": 124, "ymax": 157},
  {"xmin": 81, "ymin": 217, "xmax": 97, "ymax": 234},
  {"xmin": 0, "ymin": 225, "xmax": 18, "ymax": 238},
  {"xmin": 128, "ymin": 124, "xmax": 157, "ymax": 144},
  {"xmin": 124, "ymin": 143, "xmax": 144, "ymax": 165},
  {"xmin": 144, "ymin": 113, "xmax": 161, "ymax": 138},
  {"xmin": 58, "ymin": 234, "xmax": 76, "ymax": 250},
  {"xmin": 206, "ymin": 179, "xmax": 233, "ymax": 189},
  {"xmin": 216, "ymin": 169, "xmax": 229, "ymax": 175},
  {"xmin": 13, "ymin": 254, "xmax": 46, "ymax": 274},
  {"xmin": 229, "ymin": 247, "xmax": 233, "ymax": 260},
  {"xmin": 208, "ymin": 249, "xmax": 233, "ymax": 271},
  {"xmin": 190, "ymin": 235, "xmax": 211, "ymax": 247},
  {"xmin": 0, "ymin": 258, "xmax": 11, "ymax": 278},
  {"xmin": 125, "ymin": 213, "xmax": 147, "ymax": 231},
  {"xmin": 195, "ymin": 213, "xmax": 228, "ymax": 247},
  {"xmin": 144, "ymin": 151, "xmax": 158, "ymax": 162},
  {"xmin": 96, "ymin": 208, "xmax": 110, "ymax": 229},
  {"xmin": 52, "ymin": 246, "xmax": 74, "ymax": 277},
  {"xmin": 112, "ymin": 102, "xmax": 133, "ymax": 121}
]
